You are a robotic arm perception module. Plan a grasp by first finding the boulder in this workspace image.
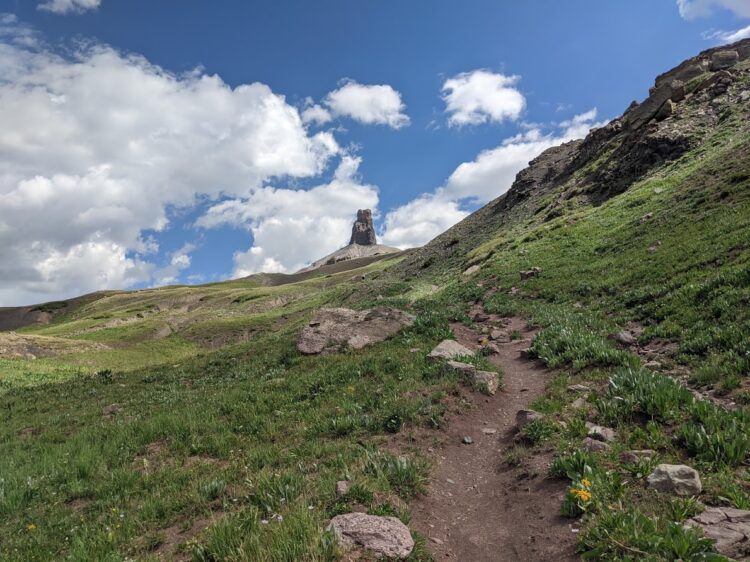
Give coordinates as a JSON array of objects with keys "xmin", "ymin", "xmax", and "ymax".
[
  {"xmin": 582, "ymin": 437, "xmax": 610, "ymax": 453},
  {"xmin": 586, "ymin": 423, "xmax": 616, "ymax": 443},
  {"xmin": 444, "ymin": 360, "xmax": 477, "ymax": 377},
  {"xmin": 619, "ymin": 449, "xmax": 656, "ymax": 464},
  {"xmin": 428, "ymin": 340, "xmax": 474, "ymax": 361},
  {"xmin": 515, "ymin": 409, "xmax": 544, "ymax": 430},
  {"xmin": 685, "ymin": 507, "xmax": 750, "ymax": 560},
  {"xmin": 609, "ymin": 331, "xmax": 637, "ymax": 346},
  {"xmin": 463, "ymin": 265, "xmax": 480, "ymax": 276},
  {"xmin": 669, "ymin": 80, "xmax": 686, "ymax": 103},
  {"xmin": 298, "ymin": 307, "xmax": 415, "ymax": 355},
  {"xmin": 520, "ymin": 267, "xmax": 542, "ymax": 280},
  {"xmin": 327, "ymin": 513, "xmax": 414, "ymax": 559},
  {"xmin": 627, "ymin": 81, "xmax": 682, "ymax": 130},
  {"xmin": 655, "ymin": 99, "xmax": 675, "ymax": 121},
  {"xmin": 710, "ymin": 50, "xmax": 739, "ymax": 71},
  {"xmin": 336, "ymin": 480, "xmax": 350, "ymax": 498},
  {"xmin": 473, "ymin": 370, "xmax": 499, "ymax": 396},
  {"xmin": 647, "ymin": 464, "xmax": 702, "ymax": 496},
  {"xmin": 490, "ymin": 329, "xmax": 510, "ymax": 342}
]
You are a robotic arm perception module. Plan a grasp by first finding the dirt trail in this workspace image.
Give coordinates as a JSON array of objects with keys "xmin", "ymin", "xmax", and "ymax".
[{"xmin": 410, "ymin": 313, "xmax": 579, "ymax": 561}]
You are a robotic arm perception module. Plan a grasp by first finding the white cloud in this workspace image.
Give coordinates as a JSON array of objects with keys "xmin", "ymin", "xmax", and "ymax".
[
  {"xmin": 197, "ymin": 156, "xmax": 380, "ymax": 275},
  {"xmin": 381, "ymin": 110, "xmax": 604, "ymax": 248},
  {"xmin": 323, "ymin": 80, "xmax": 410, "ymax": 129},
  {"xmin": 0, "ymin": 18, "xmax": 339, "ymax": 305},
  {"xmin": 442, "ymin": 69, "xmax": 526, "ymax": 127},
  {"xmin": 703, "ymin": 24, "xmax": 750, "ymax": 43},
  {"xmin": 301, "ymin": 102, "xmax": 332, "ymax": 126},
  {"xmin": 677, "ymin": 0, "xmax": 750, "ymax": 19},
  {"xmin": 38, "ymin": 0, "xmax": 101, "ymax": 14}
]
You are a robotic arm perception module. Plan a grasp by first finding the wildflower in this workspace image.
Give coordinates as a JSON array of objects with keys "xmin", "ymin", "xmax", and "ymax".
[
  {"xmin": 571, "ymin": 488, "xmax": 592, "ymax": 502},
  {"xmin": 580, "ymin": 478, "xmax": 591, "ymax": 488},
  {"xmin": 27, "ymin": 523, "xmax": 36, "ymax": 531}
]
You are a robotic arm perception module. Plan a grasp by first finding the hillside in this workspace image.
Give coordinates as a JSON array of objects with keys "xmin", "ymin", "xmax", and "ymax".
[{"xmin": 1, "ymin": 40, "xmax": 749, "ymax": 561}]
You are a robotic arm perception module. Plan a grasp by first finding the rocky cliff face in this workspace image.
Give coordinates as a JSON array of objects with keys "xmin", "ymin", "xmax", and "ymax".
[{"xmin": 349, "ymin": 209, "xmax": 378, "ymax": 246}]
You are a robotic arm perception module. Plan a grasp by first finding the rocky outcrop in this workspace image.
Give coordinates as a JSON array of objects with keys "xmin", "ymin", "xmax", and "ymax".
[
  {"xmin": 297, "ymin": 307, "xmax": 415, "ymax": 355},
  {"xmin": 647, "ymin": 464, "xmax": 702, "ymax": 496},
  {"xmin": 350, "ymin": 209, "xmax": 378, "ymax": 246},
  {"xmin": 327, "ymin": 513, "xmax": 414, "ymax": 559},
  {"xmin": 686, "ymin": 507, "xmax": 750, "ymax": 560}
]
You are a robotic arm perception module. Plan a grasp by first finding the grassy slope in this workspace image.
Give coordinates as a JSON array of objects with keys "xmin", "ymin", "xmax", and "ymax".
[{"xmin": 2, "ymin": 54, "xmax": 750, "ymax": 561}]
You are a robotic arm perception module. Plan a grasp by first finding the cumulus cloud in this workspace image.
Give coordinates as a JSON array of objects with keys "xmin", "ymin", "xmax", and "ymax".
[
  {"xmin": 381, "ymin": 110, "xmax": 604, "ymax": 248},
  {"xmin": 301, "ymin": 102, "xmax": 333, "ymax": 126},
  {"xmin": 38, "ymin": 0, "xmax": 101, "ymax": 14},
  {"xmin": 677, "ymin": 0, "xmax": 750, "ymax": 19},
  {"xmin": 323, "ymin": 80, "xmax": 410, "ymax": 128},
  {"xmin": 0, "ymin": 17, "xmax": 339, "ymax": 305},
  {"xmin": 703, "ymin": 24, "xmax": 750, "ymax": 43},
  {"xmin": 442, "ymin": 70, "xmax": 526, "ymax": 127},
  {"xmin": 197, "ymin": 156, "xmax": 379, "ymax": 275}
]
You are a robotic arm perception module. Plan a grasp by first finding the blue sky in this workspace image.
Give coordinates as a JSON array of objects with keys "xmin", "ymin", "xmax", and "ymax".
[{"xmin": 0, "ymin": 0, "xmax": 748, "ymax": 305}]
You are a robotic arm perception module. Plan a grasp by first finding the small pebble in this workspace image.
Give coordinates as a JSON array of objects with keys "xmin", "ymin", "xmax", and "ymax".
[{"xmin": 462, "ymin": 436, "xmax": 474, "ymax": 445}]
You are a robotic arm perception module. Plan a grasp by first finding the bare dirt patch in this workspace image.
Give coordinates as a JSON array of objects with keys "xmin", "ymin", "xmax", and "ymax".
[{"xmin": 410, "ymin": 315, "xmax": 579, "ymax": 561}]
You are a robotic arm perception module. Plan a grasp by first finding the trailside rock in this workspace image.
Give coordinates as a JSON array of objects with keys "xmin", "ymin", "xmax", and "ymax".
[
  {"xmin": 586, "ymin": 423, "xmax": 616, "ymax": 443},
  {"xmin": 515, "ymin": 409, "xmax": 544, "ymax": 430},
  {"xmin": 327, "ymin": 513, "xmax": 414, "ymax": 559},
  {"xmin": 582, "ymin": 437, "xmax": 610, "ymax": 453},
  {"xmin": 609, "ymin": 330, "xmax": 637, "ymax": 346},
  {"xmin": 349, "ymin": 209, "xmax": 378, "ymax": 246},
  {"xmin": 620, "ymin": 449, "xmax": 656, "ymax": 464},
  {"xmin": 686, "ymin": 507, "xmax": 750, "ymax": 560},
  {"xmin": 428, "ymin": 340, "xmax": 474, "ymax": 361},
  {"xmin": 520, "ymin": 267, "xmax": 542, "ymax": 280},
  {"xmin": 647, "ymin": 464, "xmax": 702, "ymax": 496},
  {"xmin": 298, "ymin": 307, "xmax": 415, "ymax": 355},
  {"xmin": 473, "ymin": 370, "xmax": 499, "ymax": 396},
  {"xmin": 336, "ymin": 480, "xmax": 350, "ymax": 498}
]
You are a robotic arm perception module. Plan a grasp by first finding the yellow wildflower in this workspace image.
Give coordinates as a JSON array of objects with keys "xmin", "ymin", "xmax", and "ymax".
[
  {"xmin": 580, "ymin": 478, "xmax": 591, "ymax": 488},
  {"xmin": 27, "ymin": 523, "xmax": 36, "ymax": 531},
  {"xmin": 572, "ymin": 488, "xmax": 592, "ymax": 502}
]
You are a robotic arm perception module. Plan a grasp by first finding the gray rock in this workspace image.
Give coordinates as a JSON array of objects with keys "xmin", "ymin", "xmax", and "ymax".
[
  {"xmin": 490, "ymin": 329, "xmax": 510, "ymax": 342},
  {"xmin": 444, "ymin": 360, "xmax": 477, "ymax": 377},
  {"xmin": 627, "ymin": 81, "xmax": 682, "ymax": 130},
  {"xmin": 619, "ymin": 449, "xmax": 656, "ymax": 464},
  {"xmin": 710, "ymin": 50, "xmax": 739, "ymax": 71},
  {"xmin": 685, "ymin": 506, "xmax": 750, "ymax": 560},
  {"xmin": 582, "ymin": 437, "xmax": 610, "ymax": 452},
  {"xmin": 336, "ymin": 480, "xmax": 350, "ymax": 498},
  {"xmin": 298, "ymin": 307, "xmax": 415, "ymax": 355},
  {"xmin": 463, "ymin": 265, "xmax": 480, "ymax": 276},
  {"xmin": 327, "ymin": 513, "xmax": 414, "ymax": 559},
  {"xmin": 669, "ymin": 80, "xmax": 686, "ymax": 103},
  {"xmin": 610, "ymin": 331, "xmax": 637, "ymax": 346},
  {"xmin": 462, "ymin": 436, "xmax": 474, "ymax": 445},
  {"xmin": 515, "ymin": 409, "xmax": 544, "ymax": 430},
  {"xmin": 655, "ymin": 99, "xmax": 676, "ymax": 121},
  {"xmin": 647, "ymin": 464, "xmax": 702, "ymax": 496},
  {"xmin": 586, "ymin": 423, "xmax": 616, "ymax": 442},
  {"xmin": 428, "ymin": 340, "xmax": 474, "ymax": 361},
  {"xmin": 520, "ymin": 267, "xmax": 542, "ymax": 280},
  {"xmin": 473, "ymin": 370, "xmax": 499, "ymax": 396},
  {"xmin": 567, "ymin": 384, "xmax": 591, "ymax": 393},
  {"xmin": 571, "ymin": 397, "xmax": 587, "ymax": 409},
  {"xmin": 102, "ymin": 403, "xmax": 122, "ymax": 417}
]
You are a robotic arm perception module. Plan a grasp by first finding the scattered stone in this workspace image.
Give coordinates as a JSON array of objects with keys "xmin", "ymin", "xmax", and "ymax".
[
  {"xmin": 509, "ymin": 286, "xmax": 520, "ymax": 295},
  {"xmin": 567, "ymin": 384, "xmax": 591, "ymax": 393},
  {"xmin": 462, "ymin": 436, "xmax": 474, "ymax": 445},
  {"xmin": 586, "ymin": 423, "xmax": 616, "ymax": 443},
  {"xmin": 444, "ymin": 360, "xmax": 477, "ymax": 377},
  {"xmin": 710, "ymin": 50, "xmax": 739, "ymax": 71},
  {"xmin": 482, "ymin": 428, "xmax": 497, "ymax": 435},
  {"xmin": 647, "ymin": 464, "xmax": 702, "ymax": 496},
  {"xmin": 639, "ymin": 212, "xmax": 654, "ymax": 223},
  {"xmin": 685, "ymin": 507, "xmax": 750, "ymax": 560},
  {"xmin": 515, "ymin": 409, "xmax": 544, "ymax": 430},
  {"xmin": 741, "ymin": 90, "xmax": 750, "ymax": 102},
  {"xmin": 582, "ymin": 437, "xmax": 610, "ymax": 453},
  {"xmin": 336, "ymin": 480, "xmax": 351, "ymax": 498},
  {"xmin": 609, "ymin": 331, "xmax": 637, "ymax": 346},
  {"xmin": 102, "ymin": 403, "xmax": 122, "ymax": 417},
  {"xmin": 472, "ymin": 312, "xmax": 489, "ymax": 323},
  {"xmin": 327, "ymin": 513, "xmax": 414, "ymax": 559},
  {"xmin": 619, "ymin": 450, "xmax": 656, "ymax": 464},
  {"xmin": 644, "ymin": 360, "xmax": 662, "ymax": 369},
  {"xmin": 481, "ymin": 342, "xmax": 501, "ymax": 355},
  {"xmin": 298, "ymin": 307, "xmax": 415, "ymax": 355},
  {"xmin": 428, "ymin": 340, "xmax": 474, "ymax": 361},
  {"xmin": 490, "ymin": 329, "xmax": 510, "ymax": 342},
  {"xmin": 430, "ymin": 537, "xmax": 444, "ymax": 545},
  {"xmin": 473, "ymin": 370, "xmax": 499, "ymax": 396},
  {"xmin": 463, "ymin": 265, "xmax": 480, "ymax": 276},
  {"xmin": 571, "ymin": 397, "xmax": 587, "ymax": 410},
  {"xmin": 655, "ymin": 99, "xmax": 676, "ymax": 121},
  {"xmin": 520, "ymin": 267, "xmax": 542, "ymax": 281}
]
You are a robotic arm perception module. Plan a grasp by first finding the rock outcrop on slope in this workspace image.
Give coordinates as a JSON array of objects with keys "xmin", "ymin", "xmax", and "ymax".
[
  {"xmin": 297, "ymin": 209, "xmax": 402, "ymax": 272},
  {"xmin": 395, "ymin": 38, "xmax": 750, "ymax": 277}
]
